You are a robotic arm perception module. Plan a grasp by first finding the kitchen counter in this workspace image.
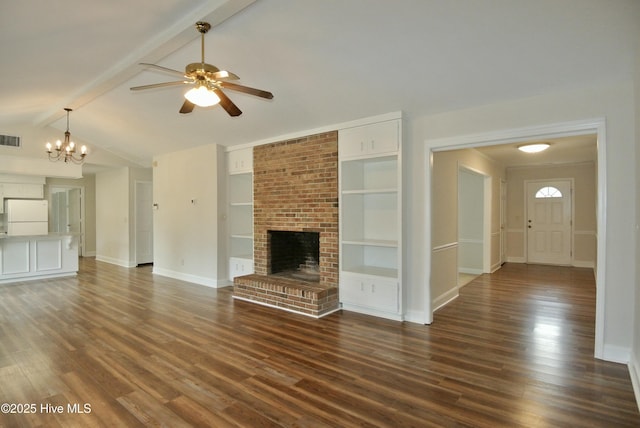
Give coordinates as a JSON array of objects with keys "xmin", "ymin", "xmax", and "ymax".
[{"xmin": 0, "ymin": 233, "xmax": 79, "ymax": 284}]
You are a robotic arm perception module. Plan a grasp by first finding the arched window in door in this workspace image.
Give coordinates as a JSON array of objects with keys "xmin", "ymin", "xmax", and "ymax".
[{"xmin": 535, "ymin": 186, "xmax": 562, "ymax": 198}]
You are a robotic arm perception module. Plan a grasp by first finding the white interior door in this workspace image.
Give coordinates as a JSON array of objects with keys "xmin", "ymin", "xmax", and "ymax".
[
  {"xmin": 135, "ymin": 181, "xmax": 154, "ymax": 265},
  {"xmin": 526, "ymin": 180, "xmax": 572, "ymax": 265}
]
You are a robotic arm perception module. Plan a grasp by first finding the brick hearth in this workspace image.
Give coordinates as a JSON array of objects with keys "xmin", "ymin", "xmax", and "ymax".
[
  {"xmin": 232, "ymin": 131, "xmax": 340, "ymax": 317},
  {"xmin": 234, "ymin": 274, "xmax": 339, "ymax": 317}
]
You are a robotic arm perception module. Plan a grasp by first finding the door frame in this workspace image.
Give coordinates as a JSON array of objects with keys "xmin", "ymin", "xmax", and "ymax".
[
  {"xmin": 500, "ymin": 179, "xmax": 507, "ymax": 265},
  {"xmin": 134, "ymin": 180, "xmax": 154, "ymax": 265},
  {"xmin": 48, "ymin": 185, "xmax": 86, "ymax": 257},
  {"xmin": 524, "ymin": 178, "xmax": 574, "ymax": 265},
  {"xmin": 425, "ymin": 117, "xmax": 606, "ymax": 360}
]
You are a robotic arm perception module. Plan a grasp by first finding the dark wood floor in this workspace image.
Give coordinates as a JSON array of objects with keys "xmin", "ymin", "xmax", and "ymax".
[{"xmin": 0, "ymin": 259, "xmax": 638, "ymax": 427}]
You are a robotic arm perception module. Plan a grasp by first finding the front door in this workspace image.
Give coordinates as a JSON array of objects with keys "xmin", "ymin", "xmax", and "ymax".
[{"xmin": 526, "ymin": 180, "xmax": 572, "ymax": 265}]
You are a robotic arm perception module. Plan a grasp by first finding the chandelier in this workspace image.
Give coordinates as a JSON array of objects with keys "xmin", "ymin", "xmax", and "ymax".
[{"xmin": 45, "ymin": 108, "xmax": 87, "ymax": 164}]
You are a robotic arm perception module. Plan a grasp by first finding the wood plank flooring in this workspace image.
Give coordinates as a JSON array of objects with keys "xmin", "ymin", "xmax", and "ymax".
[{"xmin": 0, "ymin": 259, "xmax": 638, "ymax": 427}]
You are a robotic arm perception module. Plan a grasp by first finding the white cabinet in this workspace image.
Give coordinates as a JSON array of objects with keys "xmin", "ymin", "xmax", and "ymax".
[
  {"xmin": 340, "ymin": 273, "xmax": 399, "ymax": 316},
  {"xmin": 228, "ymin": 147, "xmax": 253, "ymax": 174},
  {"xmin": 229, "ymin": 257, "xmax": 254, "ymax": 280},
  {"xmin": 0, "ymin": 234, "xmax": 79, "ymax": 283},
  {"xmin": 339, "ymin": 120, "xmax": 399, "ymax": 159},
  {"xmin": 227, "ymin": 148, "xmax": 254, "ymax": 282},
  {"xmin": 338, "ymin": 117, "xmax": 402, "ymax": 321}
]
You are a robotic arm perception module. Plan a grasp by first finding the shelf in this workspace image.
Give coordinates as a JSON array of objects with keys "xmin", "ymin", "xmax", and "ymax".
[
  {"xmin": 340, "ymin": 155, "xmax": 397, "ymax": 192},
  {"xmin": 341, "ymin": 265, "xmax": 398, "ymax": 279},
  {"xmin": 342, "ymin": 189, "xmax": 397, "ymax": 195},
  {"xmin": 342, "ymin": 239, "xmax": 397, "ymax": 248},
  {"xmin": 231, "ymin": 234, "xmax": 253, "ymax": 240},
  {"xmin": 230, "ymin": 254, "xmax": 253, "ymax": 261},
  {"xmin": 230, "ymin": 202, "xmax": 253, "ymax": 207}
]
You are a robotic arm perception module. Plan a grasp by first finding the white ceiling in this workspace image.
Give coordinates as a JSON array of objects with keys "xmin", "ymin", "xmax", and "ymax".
[{"xmin": 1, "ymin": 0, "xmax": 636, "ymax": 171}]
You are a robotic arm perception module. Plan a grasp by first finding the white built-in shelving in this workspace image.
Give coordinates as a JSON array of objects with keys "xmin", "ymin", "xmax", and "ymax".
[
  {"xmin": 338, "ymin": 117, "xmax": 403, "ymax": 320},
  {"xmin": 227, "ymin": 147, "xmax": 254, "ymax": 281}
]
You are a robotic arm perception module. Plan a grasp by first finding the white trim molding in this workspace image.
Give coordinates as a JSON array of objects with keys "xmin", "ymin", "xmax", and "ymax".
[
  {"xmin": 152, "ymin": 267, "xmax": 230, "ymax": 288},
  {"xmin": 629, "ymin": 352, "xmax": 640, "ymax": 413}
]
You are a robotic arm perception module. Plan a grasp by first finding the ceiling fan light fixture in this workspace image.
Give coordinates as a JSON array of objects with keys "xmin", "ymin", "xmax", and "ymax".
[
  {"xmin": 518, "ymin": 143, "xmax": 550, "ymax": 153},
  {"xmin": 184, "ymin": 85, "xmax": 220, "ymax": 107}
]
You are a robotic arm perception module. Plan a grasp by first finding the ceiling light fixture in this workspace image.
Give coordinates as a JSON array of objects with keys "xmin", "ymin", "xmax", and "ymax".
[
  {"xmin": 184, "ymin": 83, "xmax": 220, "ymax": 107},
  {"xmin": 518, "ymin": 143, "xmax": 550, "ymax": 153},
  {"xmin": 45, "ymin": 108, "xmax": 87, "ymax": 164}
]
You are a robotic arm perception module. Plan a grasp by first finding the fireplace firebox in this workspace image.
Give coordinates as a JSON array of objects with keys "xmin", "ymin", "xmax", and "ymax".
[{"xmin": 268, "ymin": 231, "xmax": 320, "ymax": 282}]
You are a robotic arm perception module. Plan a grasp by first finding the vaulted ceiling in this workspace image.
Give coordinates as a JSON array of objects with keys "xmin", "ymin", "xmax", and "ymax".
[{"xmin": 1, "ymin": 0, "xmax": 636, "ymax": 172}]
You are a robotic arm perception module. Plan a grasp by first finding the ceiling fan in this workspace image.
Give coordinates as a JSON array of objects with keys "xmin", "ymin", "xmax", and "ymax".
[{"xmin": 130, "ymin": 21, "xmax": 273, "ymax": 117}]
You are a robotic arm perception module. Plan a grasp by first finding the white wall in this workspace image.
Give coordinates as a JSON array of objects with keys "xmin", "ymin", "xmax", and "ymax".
[
  {"xmin": 458, "ymin": 168, "xmax": 485, "ymax": 275},
  {"xmin": 409, "ymin": 80, "xmax": 636, "ymax": 363},
  {"xmin": 96, "ymin": 167, "xmax": 130, "ymax": 266},
  {"xmin": 95, "ymin": 167, "xmax": 152, "ymax": 266},
  {"xmin": 630, "ymin": 19, "xmax": 640, "ymax": 405},
  {"xmin": 152, "ymin": 143, "xmax": 227, "ymax": 287}
]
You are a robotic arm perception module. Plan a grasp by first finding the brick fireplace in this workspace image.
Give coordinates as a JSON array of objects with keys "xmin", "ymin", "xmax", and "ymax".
[{"xmin": 233, "ymin": 131, "xmax": 340, "ymax": 317}]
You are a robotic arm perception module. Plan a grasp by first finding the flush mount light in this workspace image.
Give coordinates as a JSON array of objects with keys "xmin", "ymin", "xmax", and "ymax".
[{"xmin": 518, "ymin": 143, "xmax": 550, "ymax": 153}]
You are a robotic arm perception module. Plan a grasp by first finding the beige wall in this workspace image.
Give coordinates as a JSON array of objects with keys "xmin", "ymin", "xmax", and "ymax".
[
  {"xmin": 632, "ymin": 21, "xmax": 640, "ymax": 391},
  {"xmin": 95, "ymin": 167, "xmax": 130, "ymax": 266},
  {"xmin": 95, "ymin": 167, "xmax": 151, "ymax": 267},
  {"xmin": 152, "ymin": 144, "xmax": 227, "ymax": 287},
  {"xmin": 45, "ymin": 174, "xmax": 96, "ymax": 256},
  {"xmin": 431, "ymin": 148, "xmax": 505, "ymax": 309},
  {"xmin": 506, "ymin": 162, "xmax": 596, "ymax": 267}
]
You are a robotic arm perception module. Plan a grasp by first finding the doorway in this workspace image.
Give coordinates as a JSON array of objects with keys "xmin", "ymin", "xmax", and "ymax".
[
  {"xmin": 135, "ymin": 181, "xmax": 153, "ymax": 265},
  {"xmin": 526, "ymin": 179, "xmax": 573, "ymax": 265},
  {"xmin": 50, "ymin": 186, "xmax": 85, "ymax": 256},
  {"xmin": 457, "ymin": 166, "xmax": 491, "ymax": 279},
  {"xmin": 425, "ymin": 118, "xmax": 605, "ymax": 359}
]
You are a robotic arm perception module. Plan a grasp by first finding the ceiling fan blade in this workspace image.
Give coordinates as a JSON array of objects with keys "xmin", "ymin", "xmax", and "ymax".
[
  {"xmin": 213, "ymin": 88, "xmax": 242, "ymax": 117},
  {"xmin": 219, "ymin": 81, "xmax": 274, "ymax": 99},
  {"xmin": 140, "ymin": 63, "xmax": 185, "ymax": 78},
  {"xmin": 130, "ymin": 81, "xmax": 190, "ymax": 91},
  {"xmin": 179, "ymin": 99, "xmax": 195, "ymax": 114},
  {"xmin": 212, "ymin": 70, "xmax": 240, "ymax": 81}
]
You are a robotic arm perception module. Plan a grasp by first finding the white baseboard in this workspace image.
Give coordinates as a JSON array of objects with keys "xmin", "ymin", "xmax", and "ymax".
[
  {"xmin": 573, "ymin": 260, "xmax": 595, "ymax": 268},
  {"xmin": 506, "ymin": 257, "xmax": 526, "ymax": 263},
  {"xmin": 82, "ymin": 251, "xmax": 96, "ymax": 257},
  {"xmin": 403, "ymin": 309, "xmax": 428, "ymax": 324},
  {"xmin": 152, "ymin": 267, "xmax": 228, "ymax": 288},
  {"xmin": 95, "ymin": 255, "xmax": 136, "ymax": 268},
  {"xmin": 340, "ymin": 303, "xmax": 404, "ymax": 322},
  {"xmin": 432, "ymin": 288, "xmax": 459, "ymax": 313},
  {"xmin": 629, "ymin": 352, "xmax": 640, "ymax": 413},
  {"xmin": 459, "ymin": 267, "xmax": 483, "ymax": 275},
  {"xmin": 601, "ymin": 343, "xmax": 630, "ymax": 364}
]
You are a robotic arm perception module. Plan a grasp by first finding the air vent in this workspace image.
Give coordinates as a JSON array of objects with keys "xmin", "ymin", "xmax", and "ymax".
[{"xmin": 0, "ymin": 134, "xmax": 21, "ymax": 148}]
